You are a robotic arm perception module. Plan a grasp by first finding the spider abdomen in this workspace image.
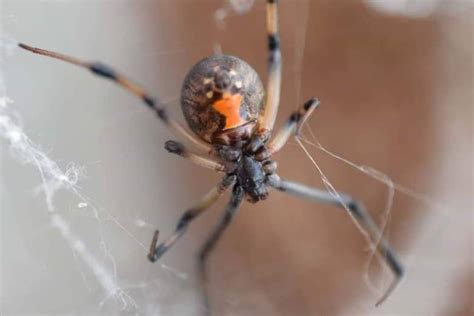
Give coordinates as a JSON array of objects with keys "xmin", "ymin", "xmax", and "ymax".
[{"xmin": 181, "ymin": 55, "xmax": 264, "ymax": 145}]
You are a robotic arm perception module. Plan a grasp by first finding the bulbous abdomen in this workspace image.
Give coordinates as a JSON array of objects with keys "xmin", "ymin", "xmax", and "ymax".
[{"xmin": 180, "ymin": 55, "xmax": 264, "ymax": 144}]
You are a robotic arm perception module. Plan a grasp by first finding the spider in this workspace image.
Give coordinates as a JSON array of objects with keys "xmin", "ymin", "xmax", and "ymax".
[{"xmin": 18, "ymin": 0, "xmax": 403, "ymax": 308}]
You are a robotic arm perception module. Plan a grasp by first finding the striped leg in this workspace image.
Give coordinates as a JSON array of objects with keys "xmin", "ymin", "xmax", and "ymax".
[
  {"xmin": 18, "ymin": 43, "xmax": 211, "ymax": 152},
  {"xmin": 268, "ymin": 177, "xmax": 404, "ymax": 306},
  {"xmin": 148, "ymin": 175, "xmax": 236, "ymax": 262},
  {"xmin": 257, "ymin": 0, "xmax": 282, "ymax": 135},
  {"xmin": 198, "ymin": 185, "xmax": 244, "ymax": 272},
  {"xmin": 198, "ymin": 185, "xmax": 245, "ymax": 312},
  {"xmin": 268, "ymin": 97, "xmax": 320, "ymax": 155}
]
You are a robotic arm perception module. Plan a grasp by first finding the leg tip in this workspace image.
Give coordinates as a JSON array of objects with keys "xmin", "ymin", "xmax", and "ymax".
[
  {"xmin": 148, "ymin": 246, "xmax": 166, "ymax": 263},
  {"xmin": 147, "ymin": 254, "xmax": 157, "ymax": 262},
  {"xmin": 165, "ymin": 140, "xmax": 185, "ymax": 155},
  {"xmin": 303, "ymin": 97, "xmax": 321, "ymax": 111}
]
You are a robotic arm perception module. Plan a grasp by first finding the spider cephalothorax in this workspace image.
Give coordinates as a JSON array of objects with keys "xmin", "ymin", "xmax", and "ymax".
[
  {"xmin": 216, "ymin": 142, "xmax": 277, "ymax": 203},
  {"xmin": 165, "ymin": 136, "xmax": 276, "ymax": 203},
  {"xmin": 18, "ymin": 0, "xmax": 403, "ymax": 309}
]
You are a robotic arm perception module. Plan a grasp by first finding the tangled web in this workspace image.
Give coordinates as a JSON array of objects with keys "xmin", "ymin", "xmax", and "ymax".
[
  {"xmin": 1, "ymin": 59, "xmax": 200, "ymax": 314},
  {"xmin": 2, "ymin": 0, "xmax": 456, "ymax": 314},
  {"xmin": 1, "ymin": 93, "xmax": 137, "ymax": 309},
  {"xmin": 0, "ymin": 1, "xmax": 257, "ymax": 314}
]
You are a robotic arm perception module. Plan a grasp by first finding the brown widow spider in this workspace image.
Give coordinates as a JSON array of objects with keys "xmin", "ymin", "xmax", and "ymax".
[{"xmin": 18, "ymin": 0, "xmax": 403, "ymax": 308}]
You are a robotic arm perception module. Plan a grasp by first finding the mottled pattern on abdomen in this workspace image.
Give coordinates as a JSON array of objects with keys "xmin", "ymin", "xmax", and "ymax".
[{"xmin": 181, "ymin": 55, "xmax": 264, "ymax": 143}]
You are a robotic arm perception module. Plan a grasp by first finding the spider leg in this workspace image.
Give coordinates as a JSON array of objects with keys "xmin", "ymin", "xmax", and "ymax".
[
  {"xmin": 148, "ymin": 175, "xmax": 236, "ymax": 262},
  {"xmin": 17, "ymin": 43, "xmax": 211, "ymax": 152},
  {"xmin": 257, "ymin": 0, "xmax": 282, "ymax": 135},
  {"xmin": 268, "ymin": 177, "xmax": 404, "ymax": 306},
  {"xmin": 164, "ymin": 140, "xmax": 225, "ymax": 172},
  {"xmin": 198, "ymin": 185, "xmax": 244, "ymax": 311},
  {"xmin": 268, "ymin": 97, "xmax": 320, "ymax": 154}
]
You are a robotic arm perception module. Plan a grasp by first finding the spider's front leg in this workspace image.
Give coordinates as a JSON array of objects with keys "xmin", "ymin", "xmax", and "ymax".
[
  {"xmin": 267, "ymin": 176, "xmax": 404, "ymax": 306},
  {"xmin": 267, "ymin": 97, "xmax": 320, "ymax": 154},
  {"xmin": 148, "ymin": 175, "xmax": 236, "ymax": 262},
  {"xmin": 17, "ymin": 43, "xmax": 211, "ymax": 152}
]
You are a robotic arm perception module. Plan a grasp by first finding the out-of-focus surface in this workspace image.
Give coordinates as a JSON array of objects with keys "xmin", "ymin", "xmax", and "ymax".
[{"xmin": 1, "ymin": 1, "xmax": 472, "ymax": 315}]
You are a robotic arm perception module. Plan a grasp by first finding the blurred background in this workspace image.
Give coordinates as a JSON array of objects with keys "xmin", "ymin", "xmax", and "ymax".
[{"xmin": 1, "ymin": 0, "xmax": 472, "ymax": 315}]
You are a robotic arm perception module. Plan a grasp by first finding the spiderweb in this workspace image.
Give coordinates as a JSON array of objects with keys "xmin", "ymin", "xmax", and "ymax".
[{"xmin": 1, "ymin": 0, "xmax": 472, "ymax": 315}]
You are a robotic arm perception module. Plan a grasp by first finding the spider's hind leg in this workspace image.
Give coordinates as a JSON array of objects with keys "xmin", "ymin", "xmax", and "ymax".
[
  {"xmin": 148, "ymin": 175, "xmax": 236, "ymax": 262},
  {"xmin": 257, "ymin": 0, "xmax": 282, "ymax": 134},
  {"xmin": 198, "ymin": 185, "xmax": 245, "ymax": 313},
  {"xmin": 268, "ymin": 177, "xmax": 404, "ymax": 306}
]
